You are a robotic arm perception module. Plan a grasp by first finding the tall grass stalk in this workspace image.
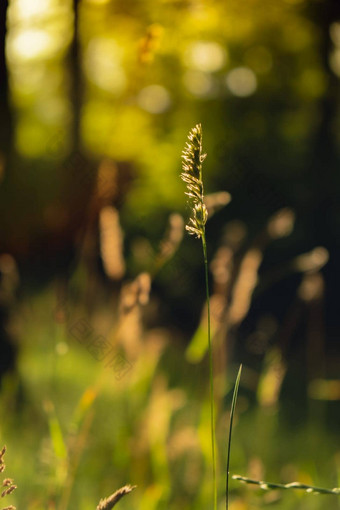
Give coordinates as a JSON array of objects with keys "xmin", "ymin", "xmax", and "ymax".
[
  {"xmin": 226, "ymin": 365, "xmax": 242, "ymax": 510},
  {"xmin": 181, "ymin": 124, "xmax": 217, "ymax": 510},
  {"xmin": 202, "ymin": 230, "xmax": 217, "ymax": 510}
]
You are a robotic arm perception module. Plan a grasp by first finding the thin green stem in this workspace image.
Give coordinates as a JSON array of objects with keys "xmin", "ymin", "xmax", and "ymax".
[
  {"xmin": 226, "ymin": 364, "xmax": 242, "ymax": 510},
  {"xmin": 201, "ymin": 230, "xmax": 217, "ymax": 510}
]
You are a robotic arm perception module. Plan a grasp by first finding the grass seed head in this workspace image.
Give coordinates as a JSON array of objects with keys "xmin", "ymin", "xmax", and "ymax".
[{"xmin": 181, "ymin": 123, "xmax": 208, "ymax": 239}]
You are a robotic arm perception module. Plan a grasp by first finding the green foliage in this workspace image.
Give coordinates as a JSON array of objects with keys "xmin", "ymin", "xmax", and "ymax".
[{"xmin": 1, "ymin": 291, "xmax": 339, "ymax": 509}]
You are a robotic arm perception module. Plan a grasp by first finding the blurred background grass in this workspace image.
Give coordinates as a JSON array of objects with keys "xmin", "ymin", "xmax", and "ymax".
[{"xmin": 0, "ymin": 0, "xmax": 339, "ymax": 509}]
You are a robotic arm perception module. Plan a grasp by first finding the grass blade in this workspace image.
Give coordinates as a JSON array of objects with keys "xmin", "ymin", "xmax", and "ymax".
[
  {"xmin": 226, "ymin": 364, "xmax": 242, "ymax": 510},
  {"xmin": 232, "ymin": 475, "xmax": 340, "ymax": 496}
]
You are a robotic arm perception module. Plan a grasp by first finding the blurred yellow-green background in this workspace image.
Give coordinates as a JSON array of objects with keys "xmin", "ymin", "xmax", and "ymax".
[{"xmin": 0, "ymin": 0, "xmax": 339, "ymax": 509}]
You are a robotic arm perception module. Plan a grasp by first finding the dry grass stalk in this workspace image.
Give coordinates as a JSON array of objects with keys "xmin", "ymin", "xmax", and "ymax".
[
  {"xmin": 0, "ymin": 446, "xmax": 16, "ymax": 510},
  {"xmin": 181, "ymin": 124, "xmax": 218, "ymax": 510},
  {"xmin": 158, "ymin": 213, "xmax": 184, "ymax": 261},
  {"xmin": 204, "ymin": 191, "xmax": 231, "ymax": 217},
  {"xmin": 99, "ymin": 206, "xmax": 126, "ymax": 280},
  {"xmin": 96, "ymin": 485, "xmax": 136, "ymax": 510},
  {"xmin": 0, "ymin": 447, "xmax": 5, "ymax": 470},
  {"xmin": 114, "ymin": 272, "xmax": 152, "ymax": 360}
]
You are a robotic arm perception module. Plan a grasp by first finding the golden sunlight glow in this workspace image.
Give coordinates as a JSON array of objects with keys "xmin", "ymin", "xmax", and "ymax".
[
  {"xmin": 7, "ymin": 0, "xmax": 73, "ymax": 63},
  {"xmin": 8, "ymin": 29, "xmax": 57, "ymax": 62},
  {"xmin": 183, "ymin": 70, "xmax": 216, "ymax": 97},
  {"xmin": 83, "ymin": 38, "xmax": 127, "ymax": 94},
  {"xmin": 83, "ymin": 0, "xmax": 111, "ymax": 4},
  {"xmin": 9, "ymin": 0, "xmax": 54, "ymax": 21},
  {"xmin": 6, "ymin": 0, "xmax": 73, "ymax": 158},
  {"xmin": 137, "ymin": 85, "xmax": 171, "ymax": 114},
  {"xmin": 183, "ymin": 41, "xmax": 227, "ymax": 73},
  {"xmin": 226, "ymin": 67, "xmax": 257, "ymax": 97}
]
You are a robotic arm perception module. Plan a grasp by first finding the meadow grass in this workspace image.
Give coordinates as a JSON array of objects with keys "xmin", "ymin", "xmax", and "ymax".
[
  {"xmin": 226, "ymin": 366, "xmax": 340, "ymax": 505},
  {"xmin": 1, "ymin": 285, "xmax": 339, "ymax": 510},
  {"xmin": 180, "ymin": 124, "xmax": 339, "ymax": 510},
  {"xmin": 0, "ymin": 126, "xmax": 339, "ymax": 510}
]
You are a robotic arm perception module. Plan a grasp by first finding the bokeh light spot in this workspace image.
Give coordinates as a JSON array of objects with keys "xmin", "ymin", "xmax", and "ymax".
[
  {"xmin": 137, "ymin": 85, "xmax": 171, "ymax": 114},
  {"xmin": 8, "ymin": 29, "xmax": 57, "ymax": 62},
  {"xmin": 84, "ymin": 38, "xmax": 127, "ymax": 94},
  {"xmin": 329, "ymin": 48, "xmax": 340, "ymax": 77},
  {"xmin": 10, "ymin": 0, "xmax": 54, "ymax": 22},
  {"xmin": 183, "ymin": 70, "xmax": 216, "ymax": 97},
  {"xmin": 330, "ymin": 22, "xmax": 340, "ymax": 47},
  {"xmin": 184, "ymin": 41, "xmax": 227, "ymax": 72},
  {"xmin": 226, "ymin": 67, "xmax": 257, "ymax": 97}
]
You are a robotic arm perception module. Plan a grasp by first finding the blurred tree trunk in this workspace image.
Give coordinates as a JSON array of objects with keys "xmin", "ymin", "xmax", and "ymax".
[
  {"xmin": 60, "ymin": 0, "xmax": 97, "ymax": 280},
  {"xmin": 64, "ymin": 0, "xmax": 93, "ymax": 221},
  {"xmin": 0, "ymin": 0, "xmax": 12, "ymax": 170},
  {"xmin": 71, "ymin": 0, "xmax": 81, "ymax": 151},
  {"xmin": 0, "ymin": 1, "xmax": 15, "ymax": 380}
]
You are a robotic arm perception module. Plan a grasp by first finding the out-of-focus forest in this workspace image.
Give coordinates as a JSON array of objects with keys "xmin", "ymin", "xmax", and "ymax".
[{"xmin": 0, "ymin": 1, "xmax": 339, "ymax": 509}]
